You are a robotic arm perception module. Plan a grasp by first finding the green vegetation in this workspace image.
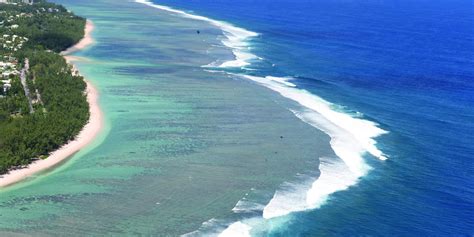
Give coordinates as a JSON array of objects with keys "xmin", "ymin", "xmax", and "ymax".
[
  {"xmin": 0, "ymin": 0, "xmax": 86, "ymax": 53},
  {"xmin": 0, "ymin": 0, "xmax": 89, "ymax": 174}
]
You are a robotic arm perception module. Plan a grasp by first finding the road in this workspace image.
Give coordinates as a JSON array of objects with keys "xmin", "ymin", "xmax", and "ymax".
[{"xmin": 20, "ymin": 58, "xmax": 34, "ymax": 114}]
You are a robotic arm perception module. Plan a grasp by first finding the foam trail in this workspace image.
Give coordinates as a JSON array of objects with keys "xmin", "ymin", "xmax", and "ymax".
[
  {"xmin": 232, "ymin": 200, "xmax": 265, "ymax": 214},
  {"xmin": 182, "ymin": 218, "xmax": 223, "ymax": 237},
  {"xmin": 263, "ymin": 156, "xmax": 358, "ymax": 219},
  {"xmin": 135, "ymin": 0, "xmax": 258, "ymax": 68},
  {"xmin": 183, "ymin": 218, "xmax": 253, "ymax": 237},
  {"xmin": 244, "ymin": 76, "xmax": 387, "ymax": 160},
  {"xmin": 237, "ymin": 75, "xmax": 387, "ymax": 219},
  {"xmin": 218, "ymin": 222, "xmax": 252, "ymax": 237},
  {"xmin": 136, "ymin": 0, "xmax": 388, "ymax": 231}
]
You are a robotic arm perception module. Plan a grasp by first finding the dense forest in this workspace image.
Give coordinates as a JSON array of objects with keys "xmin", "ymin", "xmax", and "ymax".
[
  {"xmin": 0, "ymin": 0, "xmax": 89, "ymax": 174},
  {"xmin": 0, "ymin": 0, "xmax": 85, "ymax": 52}
]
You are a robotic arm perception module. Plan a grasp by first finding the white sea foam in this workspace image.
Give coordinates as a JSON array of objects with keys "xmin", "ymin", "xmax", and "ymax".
[
  {"xmin": 232, "ymin": 200, "xmax": 265, "ymax": 214},
  {"xmin": 243, "ymin": 76, "xmax": 387, "ymax": 161},
  {"xmin": 182, "ymin": 218, "xmax": 222, "ymax": 237},
  {"xmin": 183, "ymin": 218, "xmax": 253, "ymax": 237},
  {"xmin": 238, "ymin": 75, "xmax": 387, "ymax": 219},
  {"xmin": 135, "ymin": 0, "xmax": 258, "ymax": 68},
  {"xmin": 306, "ymin": 157, "xmax": 359, "ymax": 208},
  {"xmin": 136, "ymin": 0, "xmax": 388, "ymax": 232},
  {"xmin": 262, "ymin": 156, "xmax": 358, "ymax": 219},
  {"xmin": 218, "ymin": 222, "xmax": 252, "ymax": 237},
  {"xmin": 267, "ymin": 76, "xmax": 297, "ymax": 87}
]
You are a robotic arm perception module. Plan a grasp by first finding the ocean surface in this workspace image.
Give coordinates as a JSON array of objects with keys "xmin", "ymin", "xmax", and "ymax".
[{"xmin": 1, "ymin": 0, "xmax": 473, "ymax": 236}]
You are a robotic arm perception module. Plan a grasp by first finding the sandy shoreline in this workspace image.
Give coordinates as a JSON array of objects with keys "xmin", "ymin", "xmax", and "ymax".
[
  {"xmin": 0, "ymin": 20, "xmax": 102, "ymax": 188},
  {"xmin": 61, "ymin": 20, "xmax": 95, "ymax": 56}
]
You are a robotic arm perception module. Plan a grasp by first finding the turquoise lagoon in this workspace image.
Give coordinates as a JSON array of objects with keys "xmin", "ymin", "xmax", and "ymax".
[{"xmin": 0, "ymin": 0, "xmax": 340, "ymax": 235}]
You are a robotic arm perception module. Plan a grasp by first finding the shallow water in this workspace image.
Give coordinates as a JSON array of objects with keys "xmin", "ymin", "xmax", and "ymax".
[
  {"xmin": 139, "ymin": 0, "xmax": 474, "ymax": 235},
  {"xmin": 0, "ymin": 0, "xmax": 335, "ymax": 235},
  {"xmin": 2, "ymin": 0, "xmax": 472, "ymax": 235}
]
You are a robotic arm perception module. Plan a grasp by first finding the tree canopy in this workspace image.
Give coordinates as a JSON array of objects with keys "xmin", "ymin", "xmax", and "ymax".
[{"xmin": 0, "ymin": 0, "xmax": 89, "ymax": 174}]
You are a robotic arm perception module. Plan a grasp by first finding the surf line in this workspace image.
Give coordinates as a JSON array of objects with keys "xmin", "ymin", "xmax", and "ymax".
[{"xmin": 134, "ymin": 1, "xmax": 389, "ymax": 235}]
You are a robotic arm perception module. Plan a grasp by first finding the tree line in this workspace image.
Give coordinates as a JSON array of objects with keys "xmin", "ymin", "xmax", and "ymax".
[{"xmin": 0, "ymin": 1, "xmax": 88, "ymax": 174}]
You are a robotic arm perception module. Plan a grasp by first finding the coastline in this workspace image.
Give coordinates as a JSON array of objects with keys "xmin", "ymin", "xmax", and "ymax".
[
  {"xmin": 0, "ymin": 20, "xmax": 102, "ymax": 188},
  {"xmin": 61, "ymin": 19, "xmax": 95, "ymax": 56}
]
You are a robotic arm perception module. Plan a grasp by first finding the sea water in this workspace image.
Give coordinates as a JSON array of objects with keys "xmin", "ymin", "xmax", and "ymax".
[{"xmin": 0, "ymin": 0, "xmax": 472, "ymax": 235}]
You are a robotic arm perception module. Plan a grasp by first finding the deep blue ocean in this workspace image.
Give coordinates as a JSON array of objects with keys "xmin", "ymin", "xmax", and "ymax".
[
  {"xmin": 0, "ymin": 0, "xmax": 471, "ymax": 235},
  {"xmin": 142, "ymin": 0, "xmax": 474, "ymax": 235},
  {"xmin": 145, "ymin": 0, "xmax": 474, "ymax": 235}
]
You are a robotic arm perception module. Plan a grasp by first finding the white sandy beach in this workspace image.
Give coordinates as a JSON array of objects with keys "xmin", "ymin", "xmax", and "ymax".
[{"xmin": 0, "ymin": 20, "xmax": 102, "ymax": 188}]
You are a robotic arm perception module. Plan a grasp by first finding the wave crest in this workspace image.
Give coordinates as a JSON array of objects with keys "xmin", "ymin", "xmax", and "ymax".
[
  {"xmin": 135, "ymin": 0, "xmax": 258, "ymax": 68},
  {"xmin": 135, "ymin": 0, "xmax": 388, "ymax": 234}
]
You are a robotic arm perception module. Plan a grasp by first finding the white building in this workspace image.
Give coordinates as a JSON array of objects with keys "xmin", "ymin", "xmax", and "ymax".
[{"xmin": 1, "ymin": 79, "xmax": 11, "ymax": 93}]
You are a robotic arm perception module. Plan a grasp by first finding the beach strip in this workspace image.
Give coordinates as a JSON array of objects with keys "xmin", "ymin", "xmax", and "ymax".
[{"xmin": 0, "ymin": 20, "xmax": 102, "ymax": 188}]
